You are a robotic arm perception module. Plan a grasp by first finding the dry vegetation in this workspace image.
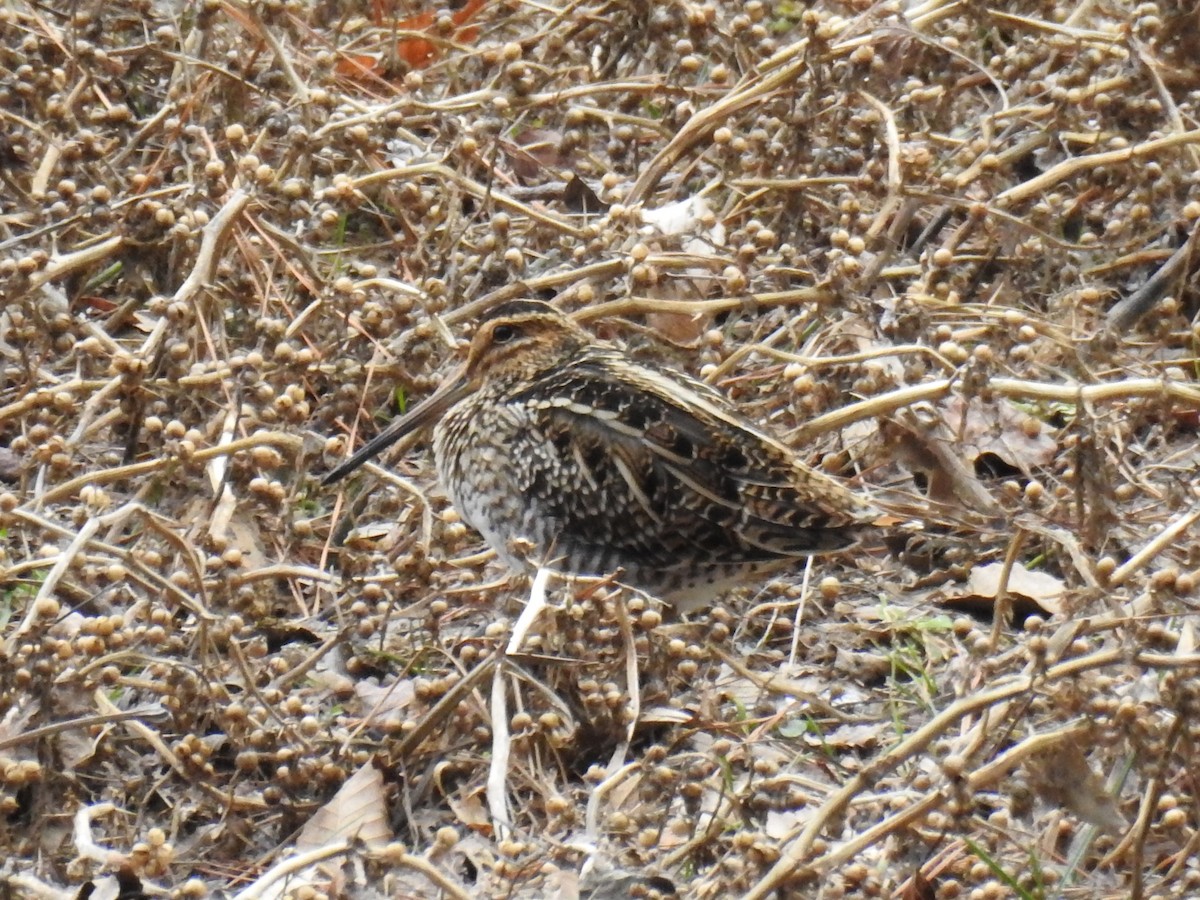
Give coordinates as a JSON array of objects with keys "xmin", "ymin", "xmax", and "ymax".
[{"xmin": 3, "ymin": 0, "xmax": 1200, "ymax": 897}]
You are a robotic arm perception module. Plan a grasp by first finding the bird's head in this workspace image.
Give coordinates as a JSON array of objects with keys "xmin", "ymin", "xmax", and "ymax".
[
  {"xmin": 323, "ymin": 300, "xmax": 588, "ymax": 484},
  {"xmin": 463, "ymin": 299, "xmax": 591, "ymax": 387}
]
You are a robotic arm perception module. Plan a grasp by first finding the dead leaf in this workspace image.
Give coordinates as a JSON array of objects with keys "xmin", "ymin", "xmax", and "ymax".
[
  {"xmin": 0, "ymin": 701, "xmax": 38, "ymax": 746},
  {"xmin": 1177, "ymin": 620, "xmax": 1195, "ymax": 655},
  {"xmin": 937, "ymin": 561, "xmax": 1065, "ymax": 623},
  {"xmin": 968, "ymin": 562, "xmax": 1065, "ymax": 609},
  {"xmin": 881, "ymin": 410, "xmax": 1004, "ymax": 515},
  {"xmin": 225, "ymin": 510, "xmax": 271, "ymax": 571},
  {"xmin": 444, "ymin": 785, "xmax": 491, "ymax": 832},
  {"xmin": 563, "ymin": 174, "xmax": 605, "ymax": 214},
  {"xmin": 333, "ymin": 0, "xmax": 487, "ymax": 77},
  {"xmin": 901, "ymin": 868, "xmax": 938, "ymax": 900},
  {"xmin": 296, "ymin": 762, "xmax": 393, "ymax": 851},
  {"xmin": 817, "ymin": 721, "xmax": 889, "ymax": 750},
  {"xmin": 636, "ymin": 195, "xmax": 727, "ymax": 319},
  {"xmin": 640, "ymin": 706, "xmax": 696, "ymax": 726},
  {"xmin": 940, "ymin": 395, "xmax": 1058, "ymax": 474},
  {"xmin": 938, "ymin": 592, "xmax": 1051, "ymax": 624},
  {"xmin": 356, "ymin": 677, "xmax": 416, "ymax": 727},
  {"xmin": 640, "ymin": 196, "xmax": 721, "ymax": 241},
  {"xmin": 503, "ymin": 128, "xmax": 563, "ymax": 180},
  {"xmin": 60, "ymin": 725, "xmax": 105, "ymax": 773},
  {"xmin": 646, "ymin": 310, "xmax": 707, "ymax": 346},
  {"xmin": 1025, "ymin": 740, "xmax": 1128, "ymax": 834},
  {"xmin": 986, "ymin": 562, "xmax": 1063, "ymax": 610},
  {"xmin": 542, "ymin": 865, "xmax": 580, "ymax": 900},
  {"xmin": 0, "ymin": 445, "xmax": 19, "ymax": 482},
  {"xmin": 765, "ymin": 808, "xmax": 809, "ymax": 839},
  {"xmin": 578, "ymin": 858, "xmax": 678, "ymax": 900}
]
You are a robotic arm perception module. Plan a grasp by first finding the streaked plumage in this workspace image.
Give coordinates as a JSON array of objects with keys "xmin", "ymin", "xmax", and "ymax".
[{"xmin": 325, "ymin": 300, "xmax": 878, "ymax": 610}]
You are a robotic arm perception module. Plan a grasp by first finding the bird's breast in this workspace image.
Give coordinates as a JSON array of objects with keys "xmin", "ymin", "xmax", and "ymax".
[{"xmin": 432, "ymin": 400, "xmax": 549, "ymax": 571}]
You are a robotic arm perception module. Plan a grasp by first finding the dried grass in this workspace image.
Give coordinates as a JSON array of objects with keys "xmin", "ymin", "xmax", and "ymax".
[{"xmin": 3, "ymin": 0, "xmax": 1200, "ymax": 897}]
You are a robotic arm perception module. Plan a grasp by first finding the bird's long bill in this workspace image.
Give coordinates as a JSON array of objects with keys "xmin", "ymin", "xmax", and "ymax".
[{"xmin": 322, "ymin": 366, "xmax": 471, "ymax": 485}]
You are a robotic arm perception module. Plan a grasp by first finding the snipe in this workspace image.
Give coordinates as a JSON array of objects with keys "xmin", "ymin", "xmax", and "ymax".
[{"xmin": 325, "ymin": 300, "xmax": 878, "ymax": 611}]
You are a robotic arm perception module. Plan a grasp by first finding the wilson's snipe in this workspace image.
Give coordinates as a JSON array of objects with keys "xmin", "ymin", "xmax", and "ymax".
[{"xmin": 325, "ymin": 300, "xmax": 878, "ymax": 610}]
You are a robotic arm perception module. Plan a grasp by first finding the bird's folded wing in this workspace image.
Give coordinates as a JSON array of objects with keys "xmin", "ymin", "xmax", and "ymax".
[{"xmin": 509, "ymin": 356, "xmax": 867, "ymax": 561}]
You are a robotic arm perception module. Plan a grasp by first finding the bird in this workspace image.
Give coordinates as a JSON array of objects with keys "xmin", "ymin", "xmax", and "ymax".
[{"xmin": 324, "ymin": 299, "xmax": 880, "ymax": 611}]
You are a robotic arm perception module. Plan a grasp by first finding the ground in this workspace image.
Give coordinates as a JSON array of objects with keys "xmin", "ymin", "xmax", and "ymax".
[{"xmin": 2, "ymin": 0, "xmax": 1200, "ymax": 898}]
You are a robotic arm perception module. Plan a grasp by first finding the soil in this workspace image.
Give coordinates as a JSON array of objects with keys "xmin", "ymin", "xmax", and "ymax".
[{"xmin": 3, "ymin": 0, "xmax": 1200, "ymax": 897}]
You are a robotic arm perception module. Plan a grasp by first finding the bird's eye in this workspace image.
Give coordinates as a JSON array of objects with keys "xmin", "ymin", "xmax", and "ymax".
[{"xmin": 492, "ymin": 324, "xmax": 518, "ymax": 344}]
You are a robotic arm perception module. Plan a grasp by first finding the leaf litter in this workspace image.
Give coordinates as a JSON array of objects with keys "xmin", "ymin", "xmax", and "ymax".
[{"xmin": 2, "ymin": 0, "xmax": 1200, "ymax": 897}]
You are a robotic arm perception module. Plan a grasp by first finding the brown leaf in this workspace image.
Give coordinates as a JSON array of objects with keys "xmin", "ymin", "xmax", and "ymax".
[
  {"xmin": 901, "ymin": 868, "xmax": 937, "ymax": 900},
  {"xmin": 504, "ymin": 128, "xmax": 564, "ymax": 180},
  {"xmin": 444, "ymin": 784, "xmax": 490, "ymax": 831},
  {"xmin": 966, "ymin": 562, "xmax": 1065, "ymax": 613},
  {"xmin": 880, "ymin": 411, "xmax": 1003, "ymax": 515},
  {"xmin": 646, "ymin": 310, "xmax": 707, "ymax": 346},
  {"xmin": 937, "ymin": 561, "xmax": 1065, "ymax": 624},
  {"xmin": 818, "ymin": 721, "xmax": 889, "ymax": 750},
  {"xmin": 563, "ymin": 173, "xmax": 605, "ymax": 214},
  {"xmin": 1025, "ymin": 740, "xmax": 1128, "ymax": 834},
  {"xmin": 0, "ymin": 446, "xmax": 20, "ymax": 482},
  {"xmin": 938, "ymin": 592, "xmax": 1051, "ymax": 625},
  {"xmin": 356, "ymin": 677, "xmax": 416, "ymax": 728},
  {"xmin": 941, "ymin": 395, "xmax": 1058, "ymax": 473},
  {"xmin": 296, "ymin": 762, "xmax": 393, "ymax": 851}
]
